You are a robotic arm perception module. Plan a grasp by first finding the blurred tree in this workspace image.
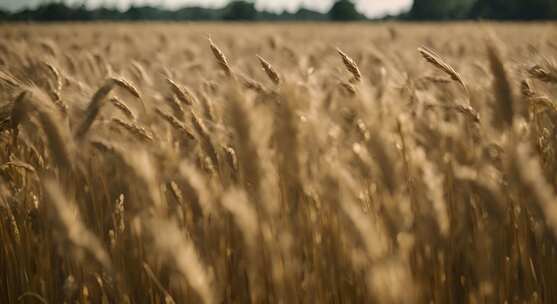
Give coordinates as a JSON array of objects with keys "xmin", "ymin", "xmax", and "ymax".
[
  {"xmin": 31, "ymin": 3, "xmax": 92, "ymax": 21},
  {"xmin": 176, "ymin": 6, "xmax": 220, "ymax": 21},
  {"xmin": 519, "ymin": 0, "xmax": 557, "ymax": 19},
  {"xmin": 223, "ymin": 1, "xmax": 257, "ymax": 21},
  {"xmin": 3, "ymin": 0, "xmax": 555, "ymax": 21},
  {"xmin": 470, "ymin": 0, "xmax": 557, "ymax": 19},
  {"xmin": 329, "ymin": 0, "xmax": 365, "ymax": 21},
  {"xmin": 410, "ymin": 0, "xmax": 474, "ymax": 19},
  {"xmin": 469, "ymin": 0, "xmax": 520, "ymax": 19},
  {"xmin": 124, "ymin": 6, "xmax": 171, "ymax": 20},
  {"xmin": 409, "ymin": 0, "xmax": 557, "ymax": 20},
  {"xmin": 295, "ymin": 7, "xmax": 328, "ymax": 21}
]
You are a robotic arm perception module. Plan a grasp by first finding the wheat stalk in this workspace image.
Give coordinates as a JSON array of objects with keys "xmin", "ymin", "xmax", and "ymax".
[
  {"xmin": 111, "ymin": 77, "xmax": 141, "ymax": 98},
  {"xmin": 209, "ymin": 38, "xmax": 233, "ymax": 77},
  {"xmin": 529, "ymin": 65, "xmax": 557, "ymax": 83},
  {"xmin": 74, "ymin": 80, "xmax": 116, "ymax": 139},
  {"xmin": 337, "ymin": 48, "xmax": 361, "ymax": 83},
  {"xmin": 75, "ymin": 77, "xmax": 141, "ymax": 139},
  {"xmin": 110, "ymin": 96, "xmax": 135, "ymax": 120},
  {"xmin": 42, "ymin": 62, "xmax": 63, "ymax": 100},
  {"xmin": 111, "ymin": 118, "xmax": 153, "ymax": 142},
  {"xmin": 486, "ymin": 42, "xmax": 514, "ymax": 129},
  {"xmin": 44, "ymin": 180, "xmax": 112, "ymax": 271},
  {"xmin": 155, "ymin": 108, "xmax": 195, "ymax": 140},
  {"xmin": 167, "ymin": 78, "xmax": 194, "ymax": 106},
  {"xmin": 418, "ymin": 46, "xmax": 466, "ymax": 90},
  {"xmin": 257, "ymin": 55, "xmax": 281, "ymax": 85}
]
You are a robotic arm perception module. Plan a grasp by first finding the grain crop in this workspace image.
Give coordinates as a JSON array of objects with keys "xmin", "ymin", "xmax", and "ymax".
[{"xmin": 1, "ymin": 22, "xmax": 557, "ymax": 303}]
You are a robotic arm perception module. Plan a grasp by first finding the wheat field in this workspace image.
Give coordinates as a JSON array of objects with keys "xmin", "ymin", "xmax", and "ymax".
[{"xmin": 1, "ymin": 22, "xmax": 557, "ymax": 303}]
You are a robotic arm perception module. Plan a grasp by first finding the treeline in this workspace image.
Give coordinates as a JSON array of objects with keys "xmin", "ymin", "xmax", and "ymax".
[
  {"xmin": 0, "ymin": 0, "xmax": 555, "ymax": 22},
  {"xmin": 0, "ymin": 0, "xmax": 365, "ymax": 22},
  {"xmin": 405, "ymin": 0, "xmax": 557, "ymax": 20}
]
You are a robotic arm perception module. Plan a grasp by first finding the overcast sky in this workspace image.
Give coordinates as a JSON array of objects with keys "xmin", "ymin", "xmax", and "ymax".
[{"xmin": 0, "ymin": 0, "xmax": 413, "ymax": 17}]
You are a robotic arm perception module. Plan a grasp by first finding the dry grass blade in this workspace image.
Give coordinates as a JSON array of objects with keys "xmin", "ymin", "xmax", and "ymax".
[
  {"xmin": 10, "ymin": 91, "xmax": 31, "ymax": 131},
  {"xmin": 0, "ymin": 160, "xmax": 36, "ymax": 174},
  {"xmin": 34, "ymin": 100, "xmax": 73, "ymax": 171},
  {"xmin": 17, "ymin": 293, "xmax": 48, "ymax": 304},
  {"xmin": 418, "ymin": 46, "xmax": 466, "ymax": 90},
  {"xmin": 337, "ymin": 48, "xmax": 362, "ymax": 83},
  {"xmin": 486, "ymin": 42, "xmax": 515, "ymax": 129},
  {"xmin": 513, "ymin": 144, "xmax": 557, "ymax": 238},
  {"xmin": 0, "ymin": 70, "xmax": 20, "ymax": 87},
  {"xmin": 223, "ymin": 146, "xmax": 238, "ymax": 171},
  {"xmin": 527, "ymin": 96, "xmax": 557, "ymax": 112},
  {"xmin": 146, "ymin": 218, "xmax": 215, "ymax": 304},
  {"xmin": 143, "ymin": 262, "xmax": 177, "ymax": 304},
  {"xmin": 43, "ymin": 180, "xmax": 112, "ymax": 270},
  {"xmin": 74, "ymin": 80, "xmax": 116, "ymax": 139},
  {"xmin": 257, "ymin": 55, "xmax": 281, "ymax": 85}
]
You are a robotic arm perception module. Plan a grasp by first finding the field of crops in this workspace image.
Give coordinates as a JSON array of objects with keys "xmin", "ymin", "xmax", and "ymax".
[{"xmin": 1, "ymin": 22, "xmax": 557, "ymax": 303}]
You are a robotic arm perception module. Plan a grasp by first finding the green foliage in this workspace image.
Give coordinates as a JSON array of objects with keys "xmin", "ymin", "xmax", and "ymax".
[
  {"xmin": 0, "ymin": 1, "xmax": 338, "ymax": 22},
  {"xmin": 222, "ymin": 1, "xmax": 257, "ymax": 21},
  {"xmin": 329, "ymin": 0, "xmax": 365, "ymax": 21},
  {"xmin": 409, "ymin": 0, "xmax": 557, "ymax": 20},
  {"xmin": 410, "ymin": 0, "xmax": 475, "ymax": 19},
  {"xmin": 4, "ymin": 0, "xmax": 555, "ymax": 22},
  {"xmin": 470, "ymin": 0, "xmax": 557, "ymax": 20}
]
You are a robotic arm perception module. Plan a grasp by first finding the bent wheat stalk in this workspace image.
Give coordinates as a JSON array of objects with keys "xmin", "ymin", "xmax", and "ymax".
[
  {"xmin": 75, "ymin": 77, "xmax": 141, "ymax": 139},
  {"xmin": 529, "ymin": 65, "xmax": 557, "ymax": 83},
  {"xmin": 418, "ymin": 46, "xmax": 467, "ymax": 91},
  {"xmin": 110, "ymin": 96, "xmax": 135, "ymax": 120},
  {"xmin": 257, "ymin": 55, "xmax": 281, "ymax": 85},
  {"xmin": 209, "ymin": 38, "xmax": 233, "ymax": 77},
  {"xmin": 111, "ymin": 118, "xmax": 153, "ymax": 142},
  {"xmin": 487, "ymin": 42, "xmax": 514, "ymax": 129},
  {"xmin": 167, "ymin": 78, "xmax": 194, "ymax": 106}
]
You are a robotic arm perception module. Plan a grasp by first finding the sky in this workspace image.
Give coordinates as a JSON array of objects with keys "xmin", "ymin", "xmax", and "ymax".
[{"xmin": 0, "ymin": 0, "xmax": 413, "ymax": 18}]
